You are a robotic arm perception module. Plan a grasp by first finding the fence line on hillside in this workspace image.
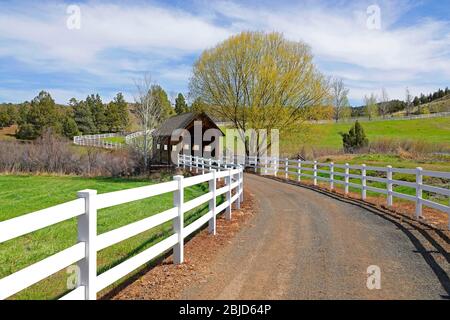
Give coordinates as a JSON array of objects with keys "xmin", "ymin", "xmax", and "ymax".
[
  {"xmin": 311, "ymin": 111, "xmax": 450, "ymax": 124},
  {"xmin": 124, "ymin": 130, "xmax": 154, "ymax": 144},
  {"xmin": 73, "ymin": 133, "xmax": 124, "ymax": 150},
  {"xmin": 227, "ymin": 155, "xmax": 449, "ymax": 229},
  {"xmin": 0, "ymin": 156, "xmax": 243, "ymax": 300},
  {"xmin": 73, "ymin": 130, "xmax": 155, "ymax": 149}
]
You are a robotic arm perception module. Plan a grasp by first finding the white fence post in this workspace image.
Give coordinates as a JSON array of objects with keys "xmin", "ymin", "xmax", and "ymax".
[
  {"xmin": 362, "ymin": 164, "xmax": 367, "ymax": 200},
  {"xmin": 416, "ymin": 167, "xmax": 423, "ymax": 219},
  {"xmin": 274, "ymin": 158, "xmax": 278, "ymax": 177},
  {"xmin": 239, "ymin": 166, "xmax": 244, "ymax": 203},
  {"xmin": 344, "ymin": 163, "xmax": 349, "ymax": 195},
  {"xmin": 264, "ymin": 158, "xmax": 268, "ymax": 175},
  {"xmin": 208, "ymin": 170, "xmax": 216, "ymax": 235},
  {"xmin": 173, "ymin": 175, "xmax": 184, "ymax": 264},
  {"xmin": 195, "ymin": 156, "xmax": 199, "ymax": 174},
  {"xmin": 201, "ymin": 158, "xmax": 205, "ymax": 174},
  {"xmin": 387, "ymin": 165, "xmax": 393, "ymax": 207},
  {"xmin": 77, "ymin": 189, "xmax": 97, "ymax": 300},
  {"xmin": 330, "ymin": 162, "xmax": 334, "ymax": 190},
  {"xmin": 313, "ymin": 161, "xmax": 318, "ymax": 186},
  {"xmin": 297, "ymin": 160, "xmax": 301, "ymax": 182},
  {"xmin": 226, "ymin": 169, "xmax": 232, "ymax": 220},
  {"xmin": 285, "ymin": 158, "xmax": 289, "ymax": 180},
  {"xmin": 236, "ymin": 169, "xmax": 241, "ymax": 209}
]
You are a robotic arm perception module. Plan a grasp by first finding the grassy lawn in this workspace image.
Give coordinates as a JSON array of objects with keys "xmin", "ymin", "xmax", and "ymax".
[
  {"xmin": 0, "ymin": 174, "xmax": 219, "ymax": 299},
  {"xmin": 281, "ymin": 116, "xmax": 450, "ymax": 153},
  {"xmin": 102, "ymin": 136, "xmax": 126, "ymax": 144}
]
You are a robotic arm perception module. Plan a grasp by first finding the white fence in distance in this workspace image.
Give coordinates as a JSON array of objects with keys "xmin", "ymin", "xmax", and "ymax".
[
  {"xmin": 0, "ymin": 156, "xmax": 243, "ymax": 300},
  {"xmin": 311, "ymin": 111, "xmax": 450, "ymax": 124},
  {"xmin": 73, "ymin": 133, "xmax": 123, "ymax": 150},
  {"xmin": 73, "ymin": 130, "xmax": 155, "ymax": 149},
  {"xmin": 124, "ymin": 130, "xmax": 154, "ymax": 144}
]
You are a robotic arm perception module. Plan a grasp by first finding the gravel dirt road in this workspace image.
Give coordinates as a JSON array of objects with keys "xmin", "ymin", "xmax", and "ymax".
[{"xmin": 180, "ymin": 173, "xmax": 450, "ymax": 300}]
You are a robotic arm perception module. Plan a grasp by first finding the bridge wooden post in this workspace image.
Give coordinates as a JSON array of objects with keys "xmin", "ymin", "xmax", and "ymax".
[{"xmin": 173, "ymin": 175, "xmax": 184, "ymax": 264}]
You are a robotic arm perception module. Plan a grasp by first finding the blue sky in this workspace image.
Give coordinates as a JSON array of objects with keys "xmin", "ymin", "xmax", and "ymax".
[{"xmin": 0, "ymin": 0, "xmax": 449, "ymax": 106}]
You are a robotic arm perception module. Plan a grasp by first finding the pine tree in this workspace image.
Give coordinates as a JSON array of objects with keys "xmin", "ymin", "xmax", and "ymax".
[
  {"xmin": 16, "ymin": 91, "xmax": 61, "ymax": 139},
  {"xmin": 106, "ymin": 93, "xmax": 129, "ymax": 132},
  {"xmin": 72, "ymin": 98, "xmax": 96, "ymax": 135},
  {"xmin": 86, "ymin": 94, "xmax": 107, "ymax": 133},
  {"xmin": 62, "ymin": 116, "xmax": 79, "ymax": 138},
  {"xmin": 0, "ymin": 108, "xmax": 9, "ymax": 129},
  {"xmin": 174, "ymin": 93, "xmax": 188, "ymax": 114},
  {"xmin": 340, "ymin": 120, "xmax": 369, "ymax": 153},
  {"xmin": 150, "ymin": 85, "xmax": 174, "ymax": 120}
]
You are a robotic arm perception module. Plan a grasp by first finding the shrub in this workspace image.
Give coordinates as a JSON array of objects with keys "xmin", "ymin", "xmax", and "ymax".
[
  {"xmin": 339, "ymin": 121, "xmax": 369, "ymax": 153},
  {"xmin": 0, "ymin": 130, "xmax": 140, "ymax": 177}
]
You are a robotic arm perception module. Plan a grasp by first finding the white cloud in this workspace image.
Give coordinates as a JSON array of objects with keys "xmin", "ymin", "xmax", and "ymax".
[
  {"xmin": 0, "ymin": 0, "xmax": 449, "ymax": 104},
  {"xmin": 0, "ymin": 1, "xmax": 231, "ymax": 72}
]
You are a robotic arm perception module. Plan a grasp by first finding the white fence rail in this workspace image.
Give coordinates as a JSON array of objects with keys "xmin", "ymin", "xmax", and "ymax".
[
  {"xmin": 124, "ymin": 130, "xmax": 154, "ymax": 144},
  {"xmin": 0, "ymin": 156, "xmax": 243, "ymax": 300},
  {"xmin": 73, "ymin": 133, "xmax": 123, "ymax": 150},
  {"xmin": 237, "ymin": 155, "xmax": 449, "ymax": 229}
]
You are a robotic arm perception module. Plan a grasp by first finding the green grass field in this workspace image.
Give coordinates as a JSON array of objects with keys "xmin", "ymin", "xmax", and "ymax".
[
  {"xmin": 0, "ymin": 174, "xmax": 219, "ymax": 299},
  {"xmin": 281, "ymin": 116, "xmax": 450, "ymax": 153},
  {"xmin": 102, "ymin": 136, "xmax": 126, "ymax": 144}
]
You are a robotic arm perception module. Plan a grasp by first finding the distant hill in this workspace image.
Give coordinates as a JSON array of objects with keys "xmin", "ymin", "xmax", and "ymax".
[{"xmin": 352, "ymin": 94, "xmax": 450, "ymax": 118}]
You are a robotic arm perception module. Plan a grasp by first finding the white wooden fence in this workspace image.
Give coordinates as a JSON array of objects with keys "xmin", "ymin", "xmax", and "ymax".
[
  {"xmin": 73, "ymin": 133, "xmax": 123, "ymax": 150},
  {"xmin": 237, "ymin": 155, "xmax": 449, "ymax": 229},
  {"xmin": 0, "ymin": 156, "xmax": 243, "ymax": 300},
  {"xmin": 124, "ymin": 130, "xmax": 154, "ymax": 144}
]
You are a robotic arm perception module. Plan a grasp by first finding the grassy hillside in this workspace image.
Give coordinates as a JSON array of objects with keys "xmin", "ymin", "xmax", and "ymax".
[
  {"xmin": 281, "ymin": 116, "xmax": 450, "ymax": 155},
  {"xmin": 0, "ymin": 175, "xmax": 216, "ymax": 299}
]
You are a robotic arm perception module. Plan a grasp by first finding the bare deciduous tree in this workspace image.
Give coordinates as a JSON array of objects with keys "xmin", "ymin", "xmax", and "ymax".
[
  {"xmin": 132, "ymin": 74, "xmax": 162, "ymax": 171},
  {"xmin": 330, "ymin": 78, "xmax": 351, "ymax": 122},
  {"xmin": 379, "ymin": 87, "xmax": 390, "ymax": 118},
  {"xmin": 405, "ymin": 87, "xmax": 413, "ymax": 116},
  {"xmin": 364, "ymin": 93, "xmax": 378, "ymax": 120}
]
